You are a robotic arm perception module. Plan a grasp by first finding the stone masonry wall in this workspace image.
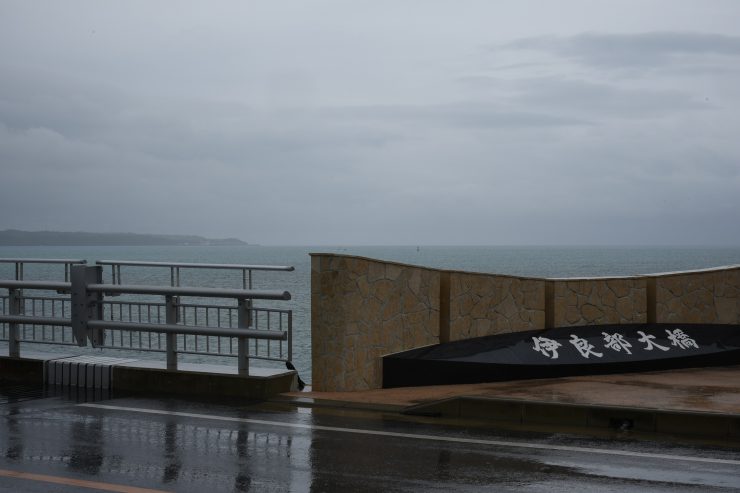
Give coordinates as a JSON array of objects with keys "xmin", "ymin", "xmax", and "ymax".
[
  {"xmin": 449, "ymin": 272, "xmax": 546, "ymax": 340},
  {"xmin": 551, "ymin": 278, "xmax": 647, "ymax": 327},
  {"xmin": 311, "ymin": 254, "xmax": 440, "ymax": 392},
  {"xmin": 655, "ymin": 267, "xmax": 740, "ymax": 324},
  {"xmin": 311, "ymin": 254, "xmax": 740, "ymax": 391}
]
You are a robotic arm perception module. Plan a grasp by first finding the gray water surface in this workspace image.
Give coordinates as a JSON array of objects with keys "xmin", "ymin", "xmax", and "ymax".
[{"xmin": 2, "ymin": 245, "xmax": 740, "ymax": 381}]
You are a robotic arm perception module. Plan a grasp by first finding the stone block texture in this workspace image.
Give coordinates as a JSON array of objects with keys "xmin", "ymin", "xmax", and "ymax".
[
  {"xmin": 311, "ymin": 254, "xmax": 440, "ymax": 391},
  {"xmin": 656, "ymin": 267, "xmax": 740, "ymax": 323},
  {"xmin": 552, "ymin": 278, "xmax": 647, "ymax": 326},
  {"xmin": 449, "ymin": 272, "xmax": 546, "ymax": 340},
  {"xmin": 311, "ymin": 253, "xmax": 739, "ymax": 391}
]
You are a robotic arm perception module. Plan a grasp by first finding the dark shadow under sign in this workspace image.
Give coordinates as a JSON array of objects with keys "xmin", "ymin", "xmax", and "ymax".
[{"xmin": 382, "ymin": 323, "xmax": 740, "ymax": 388}]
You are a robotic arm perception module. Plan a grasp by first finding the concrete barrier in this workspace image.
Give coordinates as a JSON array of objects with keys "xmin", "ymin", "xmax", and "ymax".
[{"xmin": 0, "ymin": 354, "xmax": 297, "ymax": 399}]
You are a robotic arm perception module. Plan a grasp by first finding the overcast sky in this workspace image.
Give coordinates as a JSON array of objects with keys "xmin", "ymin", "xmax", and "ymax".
[{"xmin": 1, "ymin": 1, "xmax": 739, "ymax": 245}]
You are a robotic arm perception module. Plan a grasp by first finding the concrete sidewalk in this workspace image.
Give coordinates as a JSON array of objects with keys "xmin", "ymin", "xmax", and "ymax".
[
  {"xmin": 0, "ymin": 351, "xmax": 298, "ymax": 399},
  {"xmin": 280, "ymin": 366, "xmax": 740, "ymax": 438},
  {"xmin": 3, "ymin": 349, "xmax": 738, "ymax": 439}
]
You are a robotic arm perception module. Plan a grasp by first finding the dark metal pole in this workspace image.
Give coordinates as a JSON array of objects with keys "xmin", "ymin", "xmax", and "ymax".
[
  {"xmin": 165, "ymin": 295, "xmax": 179, "ymax": 370},
  {"xmin": 8, "ymin": 288, "xmax": 21, "ymax": 358},
  {"xmin": 237, "ymin": 299, "xmax": 250, "ymax": 376}
]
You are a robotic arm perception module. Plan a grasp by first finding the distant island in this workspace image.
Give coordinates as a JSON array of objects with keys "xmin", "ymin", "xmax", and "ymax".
[{"xmin": 0, "ymin": 230, "xmax": 248, "ymax": 246}]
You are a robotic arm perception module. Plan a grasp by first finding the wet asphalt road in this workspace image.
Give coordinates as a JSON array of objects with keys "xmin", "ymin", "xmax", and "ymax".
[{"xmin": 0, "ymin": 384, "xmax": 739, "ymax": 492}]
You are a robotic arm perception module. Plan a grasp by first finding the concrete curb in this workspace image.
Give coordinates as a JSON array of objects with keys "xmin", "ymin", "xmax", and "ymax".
[
  {"xmin": 270, "ymin": 394, "xmax": 406, "ymax": 413},
  {"xmin": 271, "ymin": 389, "xmax": 740, "ymax": 441},
  {"xmin": 403, "ymin": 395, "xmax": 740, "ymax": 438},
  {"xmin": 0, "ymin": 355, "xmax": 297, "ymax": 400}
]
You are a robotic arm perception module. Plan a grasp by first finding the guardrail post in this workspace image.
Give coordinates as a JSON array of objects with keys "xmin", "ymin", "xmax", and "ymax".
[
  {"xmin": 165, "ymin": 295, "xmax": 179, "ymax": 370},
  {"xmin": 237, "ymin": 299, "xmax": 249, "ymax": 376},
  {"xmin": 90, "ymin": 267, "xmax": 105, "ymax": 347},
  {"xmin": 287, "ymin": 311, "xmax": 293, "ymax": 363},
  {"xmin": 71, "ymin": 265, "xmax": 103, "ymax": 347},
  {"xmin": 8, "ymin": 288, "xmax": 21, "ymax": 358}
]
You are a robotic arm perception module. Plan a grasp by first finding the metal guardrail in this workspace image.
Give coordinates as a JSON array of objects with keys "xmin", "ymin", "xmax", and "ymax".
[
  {"xmin": 0, "ymin": 280, "xmax": 71, "ymax": 291},
  {"xmin": 88, "ymin": 283, "xmax": 290, "ymax": 300},
  {"xmin": 0, "ymin": 258, "xmax": 87, "ymax": 282},
  {"xmin": 96, "ymin": 260, "xmax": 294, "ymax": 289},
  {"xmin": 0, "ymin": 262, "xmax": 294, "ymax": 376}
]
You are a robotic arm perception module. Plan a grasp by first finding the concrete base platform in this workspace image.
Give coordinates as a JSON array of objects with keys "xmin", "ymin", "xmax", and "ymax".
[
  {"xmin": 280, "ymin": 366, "xmax": 740, "ymax": 439},
  {"xmin": 0, "ymin": 351, "xmax": 77, "ymax": 384},
  {"xmin": 0, "ymin": 354, "xmax": 297, "ymax": 399},
  {"xmin": 113, "ymin": 360, "xmax": 297, "ymax": 399}
]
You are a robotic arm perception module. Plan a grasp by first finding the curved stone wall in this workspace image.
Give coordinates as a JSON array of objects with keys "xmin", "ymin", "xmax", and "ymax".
[
  {"xmin": 449, "ymin": 272, "xmax": 545, "ymax": 340},
  {"xmin": 654, "ymin": 267, "xmax": 740, "ymax": 323},
  {"xmin": 311, "ymin": 254, "xmax": 440, "ymax": 391},
  {"xmin": 310, "ymin": 253, "xmax": 740, "ymax": 391},
  {"xmin": 551, "ymin": 277, "xmax": 647, "ymax": 327}
]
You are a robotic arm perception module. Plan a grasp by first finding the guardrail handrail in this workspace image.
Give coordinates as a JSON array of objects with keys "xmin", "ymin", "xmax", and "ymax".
[
  {"xmin": 2, "ymin": 281, "xmax": 290, "ymax": 301},
  {"xmin": 87, "ymin": 283, "xmax": 291, "ymax": 300},
  {"xmin": 96, "ymin": 259, "xmax": 294, "ymax": 289},
  {"xmin": 87, "ymin": 320, "xmax": 286, "ymax": 340},
  {"xmin": 0, "ymin": 258, "xmax": 87, "ymax": 282},
  {"xmin": 96, "ymin": 260, "xmax": 294, "ymax": 271},
  {"xmin": 0, "ymin": 258, "xmax": 87, "ymax": 264},
  {"xmin": 0, "ymin": 315, "xmax": 71, "ymax": 326},
  {"xmin": 1, "ymin": 263, "xmax": 294, "ymax": 376},
  {"xmin": 0, "ymin": 280, "xmax": 71, "ymax": 291}
]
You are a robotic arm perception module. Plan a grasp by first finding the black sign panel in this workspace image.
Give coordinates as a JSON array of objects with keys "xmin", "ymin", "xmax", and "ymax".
[{"xmin": 382, "ymin": 323, "xmax": 740, "ymax": 388}]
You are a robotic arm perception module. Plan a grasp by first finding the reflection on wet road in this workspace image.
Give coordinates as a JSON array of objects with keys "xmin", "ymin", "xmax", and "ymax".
[{"xmin": 0, "ymin": 386, "xmax": 738, "ymax": 492}]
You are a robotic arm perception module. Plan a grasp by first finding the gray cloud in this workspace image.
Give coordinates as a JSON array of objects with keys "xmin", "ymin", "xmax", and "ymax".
[
  {"xmin": 1, "ymin": 3, "xmax": 739, "ymax": 245},
  {"xmin": 323, "ymin": 102, "xmax": 589, "ymax": 128},
  {"xmin": 504, "ymin": 31, "xmax": 740, "ymax": 68},
  {"xmin": 458, "ymin": 75, "xmax": 711, "ymax": 120},
  {"xmin": 510, "ymin": 77, "xmax": 711, "ymax": 119}
]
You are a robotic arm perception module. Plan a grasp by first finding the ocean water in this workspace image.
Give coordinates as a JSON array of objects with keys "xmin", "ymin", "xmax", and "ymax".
[{"xmin": 2, "ymin": 245, "xmax": 740, "ymax": 382}]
